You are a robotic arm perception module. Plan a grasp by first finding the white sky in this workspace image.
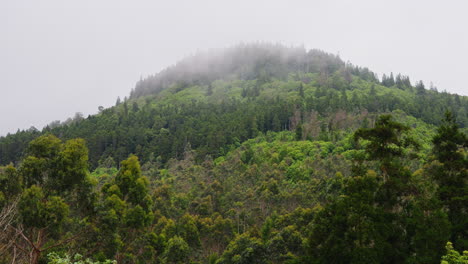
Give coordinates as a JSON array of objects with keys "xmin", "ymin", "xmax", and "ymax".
[{"xmin": 1, "ymin": 0, "xmax": 467, "ymax": 136}]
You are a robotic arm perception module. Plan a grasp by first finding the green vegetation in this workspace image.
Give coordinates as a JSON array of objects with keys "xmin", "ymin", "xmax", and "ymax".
[
  {"xmin": 440, "ymin": 242, "xmax": 468, "ymax": 264},
  {"xmin": 0, "ymin": 44, "xmax": 467, "ymax": 263},
  {"xmin": 1, "ymin": 45, "xmax": 466, "ymax": 169},
  {"xmin": 47, "ymin": 253, "xmax": 115, "ymax": 264}
]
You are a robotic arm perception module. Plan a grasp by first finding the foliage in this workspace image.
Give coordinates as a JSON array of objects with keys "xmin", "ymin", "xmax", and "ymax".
[
  {"xmin": 309, "ymin": 115, "xmax": 450, "ymax": 264},
  {"xmin": 1, "ymin": 44, "xmax": 467, "ymax": 264},
  {"xmin": 440, "ymin": 242, "xmax": 468, "ymax": 264},
  {"xmin": 431, "ymin": 112, "xmax": 468, "ymax": 250},
  {"xmin": 48, "ymin": 252, "xmax": 115, "ymax": 264},
  {"xmin": 162, "ymin": 236, "xmax": 190, "ymax": 264},
  {"xmin": 0, "ymin": 135, "xmax": 94, "ymax": 264},
  {"xmin": 1, "ymin": 45, "xmax": 467, "ymax": 169}
]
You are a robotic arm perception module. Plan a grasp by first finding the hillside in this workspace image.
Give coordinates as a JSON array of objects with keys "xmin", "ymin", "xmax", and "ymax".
[
  {"xmin": 0, "ymin": 43, "xmax": 467, "ymax": 264},
  {"xmin": 0, "ymin": 44, "xmax": 466, "ymax": 168}
]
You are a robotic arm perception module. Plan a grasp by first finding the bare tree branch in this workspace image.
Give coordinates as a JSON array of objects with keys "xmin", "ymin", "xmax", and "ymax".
[
  {"xmin": 0, "ymin": 198, "xmax": 29, "ymax": 263},
  {"xmin": 42, "ymin": 233, "xmax": 82, "ymax": 252}
]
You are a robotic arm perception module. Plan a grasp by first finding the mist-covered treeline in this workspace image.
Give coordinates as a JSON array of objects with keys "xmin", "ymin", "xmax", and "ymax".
[
  {"xmin": 0, "ymin": 44, "xmax": 466, "ymax": 168},
  {"xmin": 0, "ymin": 43, "xmax": 467, "ymax": 264},
  {"xmin": 130, "ymin": 43, "xmax": 351, "ymax": 98}
]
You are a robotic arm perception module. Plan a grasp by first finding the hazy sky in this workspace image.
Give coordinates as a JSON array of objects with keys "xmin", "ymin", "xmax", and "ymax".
[{"xmin": 1, "ymin": 0, "xmax": 467, "ymax": 136}]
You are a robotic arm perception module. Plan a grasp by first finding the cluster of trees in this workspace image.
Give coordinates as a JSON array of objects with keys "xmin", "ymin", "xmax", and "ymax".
[
  {"xmin": 380, "ymin": 72, "xmax": 412, "ymax": 89},
  {"xmin": 308, "ymin": 114, "xmax": 457, "ymax": 263},
  {"xmin": 1, "ymin": 112, "xmax": 466, "ymax": 263},
  {"xmin": 0, "ymin": 135, "xmax": 92, "ymax": 263},
  {"xmin": 0, "ymin": 44, "xmax": 467, "ymax": 263},
  {"xmin": 1, "ymin": 70, "xmax": 467, "ymax": 171},
  {"xmin": 130, "ymin": 43, "xmax": 345, "ymax": 99}
]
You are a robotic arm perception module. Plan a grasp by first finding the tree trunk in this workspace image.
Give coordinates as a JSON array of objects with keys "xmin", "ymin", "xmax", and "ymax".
[{"xmin": 30, "ymin": 248, "xmax": 41, "ymax": 264}]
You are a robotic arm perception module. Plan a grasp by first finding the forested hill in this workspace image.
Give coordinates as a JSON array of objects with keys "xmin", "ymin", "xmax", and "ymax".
[
  {"xmin": 0, "ymin": 44, "xmax": 466, "ymax": 168},
  {"xmin": 0, "ymin": 43, "xmax": 467, "ymax": 263},
  {"xmin": 130, "ymin": 44, "xmax": 347, "ymax": 98}
]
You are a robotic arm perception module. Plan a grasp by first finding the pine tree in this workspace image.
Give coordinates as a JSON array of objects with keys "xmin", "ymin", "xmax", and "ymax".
[
  {"xmin": 272, "ymin": 114, "xmax": 281, "ymax": 132},
  {"xmin": 299, "ymin": 83, "xmax": 305, "ymax": 98},
  {"xmin": 416, "ymin": 81, "xmax": 426, "ymax": 95},
  {"xmin": 309, "ymin": 115, "xmax": 429, "ymax": 263},
  {"xmin": 431, "ymin": 111, "xmax": 468, "ymax": 249},
  {"xmin": 295, "ymin": 123, "xmax": 303, "ymax": 140},
  {"xmin": 207, "ymin": 84, "xmax": 213, "ymax": 96}
]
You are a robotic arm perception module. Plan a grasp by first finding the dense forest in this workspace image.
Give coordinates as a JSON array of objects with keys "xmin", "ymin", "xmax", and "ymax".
[{"xmin": 0, "ymin": 44, "xmax": 467, "ymax": 264}]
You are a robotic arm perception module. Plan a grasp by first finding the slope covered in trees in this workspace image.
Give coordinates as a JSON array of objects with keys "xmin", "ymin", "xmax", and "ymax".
[
  {"xmin": 0, "ymin": 44, "xmax": 467, "ymax": 263},
  {"xmin": 0, "ymin": 44, "xmax": 466, "ymax": 168}
]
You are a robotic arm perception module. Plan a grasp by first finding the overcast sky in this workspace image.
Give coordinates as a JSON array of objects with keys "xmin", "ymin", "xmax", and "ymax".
[{"xmin": 1, "ymin": 0, "xmax": 467, "ymax": 136}]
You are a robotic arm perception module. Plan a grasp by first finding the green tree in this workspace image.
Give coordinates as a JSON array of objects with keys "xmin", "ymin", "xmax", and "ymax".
[
  {"xmin": 295, "ymin": 124, "xmax": 303, "ymax": 141},
  {"xmin": 431, "ymin": 111, "xmax": 468, "ymax": 249},
  {"xmin": 8, "ymin": 135, "xmax": 93, "ymax": 264},
  {"xmin": 97, "ymin": 155, "xmax": 154, "ymax": 262},
  {"xmin": 177, "ymin": 214, "xmax": 201, "ymax": 248},
  {"xmin": 309, "ymin": 171, "xmax": 386, "ymax": 264},
  {"xmin": 353, "ymin": 115, "xmax": 419, "ymax": 206},
  {"xmin": 416, "ymin": 80, "xmax": 426, "ymax": 95},
  {"xmin": 207, "ymin": 84, "xmax": 214, "ymax": 96},
  {"xmin": 272, "ymin": 114, "xmax": 281, "ymax": 132},
  {"xmin": 47, "ymin": 252, "xmax": 116, "ymax": 264},
  {"xmin": 440, "ymin": 242, "xmax": 468, "ymax": 264},
  {"xmin": 216, "ymin": 233, "xmax": 266, "ymax": 264},
  {"xmin": 405, "ymin": 169, "xmax": 451, "ymax": 263},
  {"xmin": 0, "ymin": 165, "xmax": 22, "ymax": 206},
  {"xmin": 310, "ymin": 115, "xmax": 446, "ymax": 263},
  {"xmin": 298, "ymin": 83, "xmax": 304, "ymax": 98},
  {"xmin": 162, "ymin": 236, "xmax": 190, "ymax": 264}
]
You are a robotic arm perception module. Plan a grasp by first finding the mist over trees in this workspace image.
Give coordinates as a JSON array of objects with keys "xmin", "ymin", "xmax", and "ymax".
[
  {"xmin": 1, "ymin": 44, "xmax": 466, "ymax": 169},
  {"xmin": 0, "ymin": 43, "xmax": 467, "ymax": 263},
  {"xmin": 130, "ymin": 43, "xmax": 348, "ymax": 98}
]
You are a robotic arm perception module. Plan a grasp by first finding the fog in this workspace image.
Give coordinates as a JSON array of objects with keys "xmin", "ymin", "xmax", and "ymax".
[{"xmin": 1, "ymin": 0, "xmax": 467, "ymax": 136}]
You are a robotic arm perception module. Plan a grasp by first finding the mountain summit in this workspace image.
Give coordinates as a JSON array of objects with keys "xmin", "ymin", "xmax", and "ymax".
[
  {"xmin": 0, "ymin": 44, "xmax": 467, "ymax": 167},
  {"xmin": 1, "ymin": 43, "xmax": 467, "ymax": 263}
]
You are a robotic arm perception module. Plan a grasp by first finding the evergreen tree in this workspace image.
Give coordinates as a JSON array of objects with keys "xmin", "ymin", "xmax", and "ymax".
[
  {"xmin": 207, "ymin": 84, "xmax": 213, "ymax": 96},
  {"xmin": 272, "ymin": 114, "xmax": 281, "ymax": 132},
  {"xmin": 295, "ymin": 123, "xmax": 303, "ymax": 141},
  {"xmin": 388, "ymin": 72, "xmax": 395, "ymax": 87},
  {"xmin": 308, "ymin": 171, "xmax": 386, "ymax": 264},
  {"xmin": 431, "ymin": 111, "xmax": 468, "ymax": 249},
  {"xmin": 416, "ymin": 80, "xmax": 426, "ymax": 95},
  {"xmin": 299, "ymin": 83, "xmax": 305, "ymax": 98},
  {"xmin": 309, "ymin": 115, "xmax": 447, "ymax": 263}
]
